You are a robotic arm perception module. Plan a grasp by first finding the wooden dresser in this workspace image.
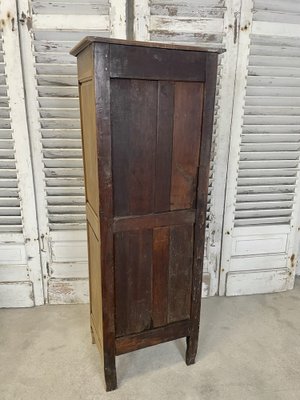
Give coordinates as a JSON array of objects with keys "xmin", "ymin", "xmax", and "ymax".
[{"xmin": 71, "ymin": 37, "xmax": 223, "ymax": 391}]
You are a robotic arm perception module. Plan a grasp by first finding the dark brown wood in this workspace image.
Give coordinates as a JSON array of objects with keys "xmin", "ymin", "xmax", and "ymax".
[
  {"xmin": 70, "ymin": 36, "xmax": 225, "ymax": 57},
  {"xmin": 168, "ymin": 224, "xmax": 194, "ymax": 323},
  {"xmin": 110, "ymin": 45, "xmax": 206, "ymax": 81},
  {"xmin": 170, "ymin": 82, "xmax": 204, "ymax": 210},
  {"xmin": 94, "ymin": 43, "xmax": 117, "ymax": 391},
  {"xmin": 154, "ymin": 82, "xmax": 174, "ymax": 213},
  {"xmin": 115, "ymin": 320, "xmax": 191, "ymax": 355},
  {"xmin": 111, "ymin": 79, "xmax": 157, "ymax": 216},
  {"xmin": 152, "ymin": 227, "xmax": 170, "ymax": 327},
  {"xmin": 115, "ymin": 229, "xmax": 153, "ymax": 337},
  {"xmin": 113, "ymin": 209, "xmax": 195, "ymax": 232},
  {"xmin": 73, "ymin": 37, "xmax": 220, "ymax": 391},
  {"xmin": 186, "ymin": 53, "xmax": 219, "ymax": 366}
]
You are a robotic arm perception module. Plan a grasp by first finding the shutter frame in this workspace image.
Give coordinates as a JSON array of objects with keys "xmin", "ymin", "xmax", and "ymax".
[
  {"xmin": 0, "ymin": 0, "xmax": 43, "ymax": 307},
  {"xmin": 17, "ymin": 0, "xmax": 126, "ymax": 304}
]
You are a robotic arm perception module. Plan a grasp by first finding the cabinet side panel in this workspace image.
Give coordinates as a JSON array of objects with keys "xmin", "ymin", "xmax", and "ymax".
[
  {"xmin": 87, "ymin": 223, "xmax": 103, "ymax": 351},
  {"xmin": 77, "ymin": 46, "xmax": 94, "ymax": 82},
  {"xmin": 79, "ymin": 80, "xmax": 99, "ymax": 217}
]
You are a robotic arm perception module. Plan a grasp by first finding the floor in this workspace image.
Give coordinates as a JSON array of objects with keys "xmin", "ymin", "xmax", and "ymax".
[{"xmin": 1, "ymin": 279, "xmax": 300, "ymax": 400}]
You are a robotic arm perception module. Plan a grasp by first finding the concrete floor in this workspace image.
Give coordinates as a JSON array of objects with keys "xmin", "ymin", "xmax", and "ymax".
[{"xmin": 1, "ymin": 279, "xmax": 300, "ymax": 400}]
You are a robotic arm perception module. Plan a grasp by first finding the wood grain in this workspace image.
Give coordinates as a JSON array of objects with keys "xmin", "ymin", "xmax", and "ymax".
[
  {"xmin": 93, "ymin": 43, "xmax": 116, "ymax": 391},
  {"xmin": 115, "ymin": 320, "xmax": 191, "ymax": 355},
  {"xmin": 115, "ymin": 229, "xmax": 153, "ymax": 337},
  {"xmin": 111, "ymin": 79, "xmax": 157, "ymax": 216},
  {"xmin": 113, "ymin": 209, "xmax": 195, "ymax": 232},
  {"xmin": 186, "ymin": 54, "xmax": 218, "ymax": 366},
  {"xmin": 154, "ymin": 81, "xmax": 174, "ymax": 212},
  {"xmin": 110, "ymin": 45, "xmax": 206, "ymax": 81},
  {"xmin": 170, "ymin": 82, "xmax": 204, "ymax": 211},
  {"xmin": 79, "ymin": 80, "xmax": 99, "ymax": 217},
  {"xmin": 152, "ymin": 227, "xmax": 169, "ymax": 327},
  {"xmin": 87, "ymin": 223, "xmax": 103, "ymax": 346},
  {"xmin": 168, "ymin": 224, "xmax": 194, "ymax": 323}
]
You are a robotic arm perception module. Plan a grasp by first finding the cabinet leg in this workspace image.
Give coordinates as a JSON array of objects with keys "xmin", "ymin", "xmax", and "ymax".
[
  {"xmin": 104, "ymin": 360, "xmax": 117, "ymax": 391},
  {"xmin": 185, "ymin": 334, "xmax": 198, "ymax": 365}
]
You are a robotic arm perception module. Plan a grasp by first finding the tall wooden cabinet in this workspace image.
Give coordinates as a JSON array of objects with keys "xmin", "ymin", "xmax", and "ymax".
[{"xmin": 71, "ymin": 37, "xmax": 223, "ymax": 391}]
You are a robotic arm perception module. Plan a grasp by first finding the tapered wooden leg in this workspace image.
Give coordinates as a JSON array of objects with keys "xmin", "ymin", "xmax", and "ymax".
[
  {"xmin": 104, "ymin": 357, "xmax": 117, "ymax": 391},
  {"xmin": 185, "ymin": 333, "xmax": 198, "ymax": 365}
]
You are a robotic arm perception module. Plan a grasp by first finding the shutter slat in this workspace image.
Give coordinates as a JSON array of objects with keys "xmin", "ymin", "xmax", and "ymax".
[
  {"xmin": 0, "ymin": 32, "xmax": 23, "ymax": 232},
  {"xmin": 31, "ymin": 12, "xmax": 110, "ymax": 229}
]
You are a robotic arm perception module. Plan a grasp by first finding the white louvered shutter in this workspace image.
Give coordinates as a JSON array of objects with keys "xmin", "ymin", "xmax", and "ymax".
[
  {"xmin": 17, "ymin": 0, "xmax": 126, "ymax": 304},
  {"xmin": 133, "ymin": 0, "xmax": 242, "ymax": 296},
  {"xmin": 220, "ymin": 0, "xmax": 300, "ymax": 295},
  {"xmin": 0, "ymin": 0, "xmax": 43, "ymax": 307}
]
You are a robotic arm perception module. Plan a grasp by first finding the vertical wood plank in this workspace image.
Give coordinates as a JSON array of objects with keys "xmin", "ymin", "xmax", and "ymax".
[
  {"xmin": 79, "ymin": 80, "xmax": 99, "ymax": 216},
  {"xmin": 152, "ymin": 226, "xmax": 169, "ymax": 327},
  {"xmin": 111, "ymin": 79, "xmax": 131, "ymax": 215},
  {"xmin": 186, "ymin": 54, "xmax": 218, "ymax": 365},
  {"xmin": 111, "ymin": 79, "xmax": 157, "ymax": 216},
  {"xmin": 94, "ymin": 43, "xmax": 116, "ymax": 390},
  {"xmin": 154, "ymin": 82, "xmax": 174, "ymax": 213},
  {"xmin": 115, "ymin": 229, "xmax": 153, "ymax": 336},
  {"xmin": 87, "ymin": 223, "xmax": 103, "ymax": 340},
  {"xmin": 168, "ymin": 224, "xmax": 194, "ymax": 323},
  {"xmin": 170, "ymin": 82, "xmax": 204, "ymax": 210}
]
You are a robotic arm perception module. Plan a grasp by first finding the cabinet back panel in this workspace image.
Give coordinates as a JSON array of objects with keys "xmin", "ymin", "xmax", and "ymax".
[
  {"xmin": 111, "ymin": 79, "xmax": 157, "ymax": 216},
  {"xmin": 110, "ymin": 44, "xmax": 206, "ymax": 82},
  {"xmin": 114, "ymin": 223, "xmax": 194, "ymax": 337},
  {"xmin": 115, "ymin": 229, "xmax": 153, "ymax": 337},
  {"xmin": 111, "ymin": 79, "xmax": 204, "ymax": 217}
]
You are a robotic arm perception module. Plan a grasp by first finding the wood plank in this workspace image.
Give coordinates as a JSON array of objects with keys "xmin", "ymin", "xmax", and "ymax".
[
  {"xmin": 110, "ymin": 45, "xmax": 206, "ymax": 81},
  {"xmin": 111, "ymin": 79, "xmax": 157, "ymax": 216},
  {"xmin": 113, "ymin": 209, "xmax": 195, "ymax": 232},
  {"xmin": 154, "ymin": 81, "xmax": 174, "ymax": 212},
  {"xmin": 70, "ymin": 37, "xmax": 225, "ymax": 56},
  {"xmin": 170, "ymin": 82, "xmax": 204, "ymax": 210},
  {"xmin": 47, "ymin": 278, "xmax": 89, "ymax": 304},
  {"xmin": 152, "ymin": 227, "xmax": 169, "ymax": 327},
  {"xmin": 226, "ymin": 269, "xmax": 288, "ymax": 296},
  {"xmin": 186, "ymin": 53, "xmax": 218, "ymax": 365},
  {"xmin": 87, "ymin": 224, "xmax": 103, "ymax": 342},
  {"xmin": 115, "ymin": 229, "xmax": 153, "ymax": 337},
  {"xmin": 79, "ymin": 80, "xmax": 99, "ymax": 217},
  {"xmin": 86, "ymin": 202, "xmax": 99, "ymax": 240},
  {"xmin": 115, "ymin": 320, "xmax": 191, "ymax": 355},
  {"xmin": 0, "ymin": 282, "xmax": 34, "ymax": 308},
  {"xmin": 168, "ymin": 224, "xmax": 194, "ymax": 323},
  {"xmin": 93, "ymin": 43, "xmax": 116, "ymax": 391},
  {"xmin": 77, "ymin": 45, "xmax": 93, "ymax": 81}
]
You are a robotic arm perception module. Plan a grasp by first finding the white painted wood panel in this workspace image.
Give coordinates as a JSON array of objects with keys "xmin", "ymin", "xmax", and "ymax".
[
  {"xmin": 220, "ymin": 0, "xmax": 300, "ymax": 295},
  {"xmin": 226, "ymin": 269, "xmax": 288, "ymax": 296},
  {"xmin": 0, "ymin": 282, "xmax": 34, "ymax": 308},
  {"xmin": 0, "ymin": 0, "xmax": 43, "ymax": 307},
  {"xmin": 17, "ymin": 0, "xmax": 126, "ymax": 304}
]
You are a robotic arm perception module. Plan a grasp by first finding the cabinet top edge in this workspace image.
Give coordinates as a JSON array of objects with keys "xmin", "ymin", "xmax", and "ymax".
[{"xmin": 70, "ymin": 36, "xmax": 226, "ymax": 56}]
